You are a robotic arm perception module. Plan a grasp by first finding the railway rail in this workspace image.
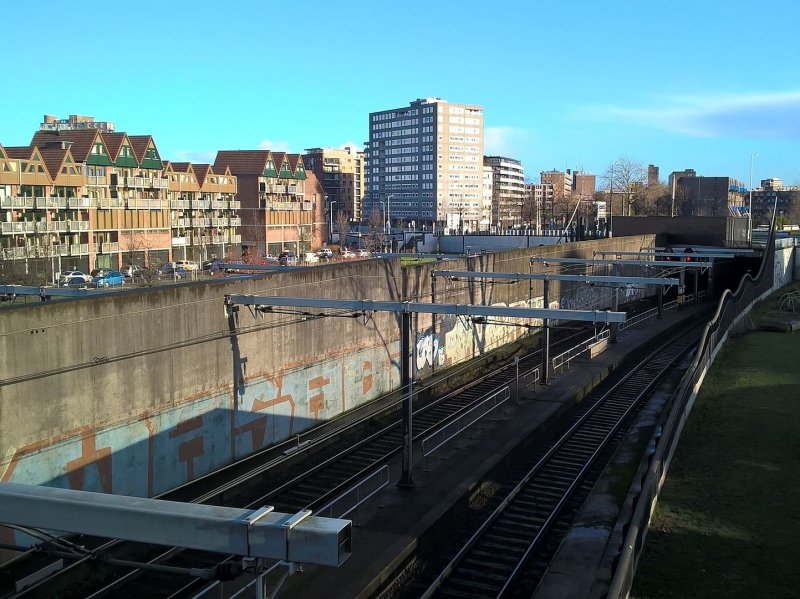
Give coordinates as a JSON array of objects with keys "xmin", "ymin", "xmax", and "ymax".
[
  {"xmin": 2, "ymin": 319, "xmax": 600, "ymax": 599},
  {"xmin": 413, "ymin": 323, "xmax": 703, "ymax": 598},
  {"xmin": 1, "ymin": 298, "xmax": 684, "ymax": 598}
]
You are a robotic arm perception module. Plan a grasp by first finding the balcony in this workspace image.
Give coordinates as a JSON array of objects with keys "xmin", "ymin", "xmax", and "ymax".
[
  {"xmin": 67, "ymin": 220, "xmax": 89, "ymax": 232},
  {"xmin": 35, "ymin": 196, "xmax": 68, "ymax": 209},
  {"xmin": 0, "ymin": 197, "xmax": 35, "ymax": 209},
  {"xmin": 191, "ymin": 218, "xmax": 211, "ymax": 227},
  {"xmin": 173, "ymin": 218, "xmax": 189, "ymax": 227},
  {"xmin": 124, "ymin": 176, "xmax": 145, "ymax": 188},
  {"xmin": 151, "ymin": 177, "xmax": 169, "ymax": 189},
  {"xmin": 98, "ymin": 241, "xmax": 120, "ymax": 253},
  {"xmin": 2, "ymin": 247, "xmax": 27, "ymax": 259},
  {"xmin": 231, "ymin": 200, "xmax": 240, "ymax": 210},
  {"xmin": 1, "ymin": 221, "xmax": 37, "ymax": 234},
  {"xmin": 230, "ymin": 217, "xmax": 241, "ymax": 227},
  {"xmin": 191, "ymin": 199, "xmax": 211, "ymax": 210},
  {"xmin": 69, "ymin": 243, "xmax": 89, "ymax": 256},
  {"xmin": 267, "ymin": 201, "xmax": 301, "ymax": 211},
  {"xmin": 92, "ymin": 197, "xmax": 124, "ymax": 209},
  {"xmin": 301, "ymin": 202, "xmax": 313, "ymax": 211},
  {"xmin": 230, "ymin": 234, "xmax": 241, "ymax": 243},
  {"xmin": 68, "ymin": 197, "xmax": 91, "ymax": 209},
  {"xmin": 87, "ymin": 176, "xmax": 107, "ymax": 186},
  {"xmin": 170, "ymin": 199, "xmax": 190, "ymax": 209}
]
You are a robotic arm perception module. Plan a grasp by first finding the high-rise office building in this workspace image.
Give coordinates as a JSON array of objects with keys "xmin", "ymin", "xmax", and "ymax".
[
  {"xmin": 364, "ymin": 98, "xmax": 484, "ymax": 230},
  {"xmin": 484, "ymin": 156, "xmax": 525, "ymax": 229}
]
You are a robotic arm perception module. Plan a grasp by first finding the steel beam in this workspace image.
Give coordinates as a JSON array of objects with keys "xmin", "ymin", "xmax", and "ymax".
[
  {"xmin": 592, "ymin": 251, "xmax": 726, "ymax": 259},
  {"xmin": 0, "ymin": 482, "xmax": 351, "ymax": 567},
  {"xmin": 432, "ymin": 271, "xmax": 679, "ymax": 286},
  {"xmin": 226, "ymin": 296, "xmax": 627, "ymax": 323},
  {"xmin": 530, "ymin": 257, "xmax": 712, "ymax": 268}
]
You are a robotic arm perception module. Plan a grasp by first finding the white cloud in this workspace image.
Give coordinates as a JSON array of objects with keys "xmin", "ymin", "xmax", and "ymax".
[
  {"xmin": 578, "ymin": 90, "xmax": 800, "ymax": 139},
  {"xmin": 484, "ymin": 126, "xmax": 535, "ymax": 158},
  {"xmin": 338, "ymin": 141, "xmax": 363, "ymax": 152},
  {"xmin": 258, "ymin": 139, "xmax": 291, "ymax": 152}
]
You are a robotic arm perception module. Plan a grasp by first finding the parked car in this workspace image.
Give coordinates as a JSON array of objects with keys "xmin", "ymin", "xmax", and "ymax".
[
  {"xmin": 90, "ymin": 268, "xmax": 112, "ymax": 278},
  {"xmin": 266, "ymin": 254, "xmax": 278, "ymax": 264},
  {"xmin": 341, "ymin": 248, "xmax": 355, "ymax": 258},
  {"xmin": 355, "ymin": 249, "xmax": 370, "ymax": 258},
  {"xmin": 59, "ymin": 271, "xmax": 91, "ymax": 286},
  {"xmin": 304, "ymin": 252, "xmax": 319, "ymax": 264},
  {"xmin": 121, "ymin": 264, "xmax": 145, "ymax": 278},
  {"xmin": 175, "ymin": 260, "xmax": 199, "ymax": 271},
  {"xmin": 157, "ymin": 263, "xmax": 188, "ymax": 277},
  {"xmin": 317, "ymin": 248, "xmax": 334, "ymax": 260},
  {"xmin": 202, "ymin": 258, "xmax": 225, "ymax": 272},
  {"xmin": 92, "ymin": 271, "xmax": 125, "ymax": 288},
  {"xmin": 278, "ymin": 251, "xmax": 296, "ymax": 266}
]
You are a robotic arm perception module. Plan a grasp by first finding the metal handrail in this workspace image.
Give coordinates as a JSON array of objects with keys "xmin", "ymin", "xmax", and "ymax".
[
  {"xmin": 316, "ymin": 465, "xmax": 390, "ymax": 519},
  {"xmin": 607, "ymin": 202, "xmax": 779, "ymax": 599},
  {"xmin": 552, "ymin": 329, "xmax": 609, "ymax": 372},
  {"xmin": 421, "ymin": 386, "xmax": 510, "ymax": 466}
]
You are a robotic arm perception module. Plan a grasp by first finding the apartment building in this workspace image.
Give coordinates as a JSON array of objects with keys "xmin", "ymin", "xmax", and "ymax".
[
  {"xmin": 540, "ymin": 170, "xmax": 572, "ymax": 199},
  {"xmin": 303, "ymin": 147, "xmax": 365, "ymax": 233},
  {"xmin": 213, "ymin": 150, "xmax": 324, "ymax": 257},
  {"xmin": 571, "ymin": 171, "xmax": 596, "ymax": 200},
  {"xmin": 364, "ymin": 97, "xmax": 484, "ymax": 231},
  {"xmin": 750, "ymin": 178, "xmax": 800, "ymax": 220},
  {"xmin": 484, "ymin": 156, "xmax": 525, "ymax": 230},
  {"xmin": 0, "ymin": 115, "xmax": 241, "ymax": 280}
]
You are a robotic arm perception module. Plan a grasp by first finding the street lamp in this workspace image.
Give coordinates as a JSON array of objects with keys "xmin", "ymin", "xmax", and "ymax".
[
  {"xmin": 328, "ymin": 196, "xmax": 335, "ymax": 245},
  {"xmin": 748, "ymin": 153, "xmax": 758, "ymax": 245}
]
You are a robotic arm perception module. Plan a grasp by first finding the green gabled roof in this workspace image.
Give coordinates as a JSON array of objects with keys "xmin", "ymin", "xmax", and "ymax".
[
  {"xmin": 288, "ymin": 154, "xmax": 307, "ymax": 180},
  {"xmin": 277, "ymin": 154, "xmax": 292, "ymax": 179},
  {"xmin": 87, "ymin": 139, "xmax": 112, "ymax": 166},
  {"xmin": 263, "ymin": 158, "xmax": 277, "ymax": 177}
]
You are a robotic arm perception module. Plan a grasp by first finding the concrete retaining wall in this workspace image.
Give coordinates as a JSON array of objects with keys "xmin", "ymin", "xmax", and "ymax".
[{"xmin": 0, "ymin": 235, "xmax": 655, "ymax": 509}]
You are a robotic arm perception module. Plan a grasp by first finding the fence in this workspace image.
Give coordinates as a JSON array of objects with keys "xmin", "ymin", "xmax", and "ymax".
[
  {"xmin": 551, "ymin": 329, "xmax": 610, "ymax": 373},
  {"xmin": 421, "ymin": 386, "xmax": 510, "ymax": 469},
  {"xmin": 607, "ymin": 215, "xmax": 779, "ymax": 598}
]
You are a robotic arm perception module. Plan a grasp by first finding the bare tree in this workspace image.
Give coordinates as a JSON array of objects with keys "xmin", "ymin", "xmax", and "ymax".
[
  {"xmin": 365, "ymin": 207, "xmax": 384, "ymax": 253},
  {"xmin": 602, "ymin": 158, "xmax": 647, "ymax": 216},
  {"xmin": 336, "ymin": 210, "xmax": 350, "ymax": 249}
]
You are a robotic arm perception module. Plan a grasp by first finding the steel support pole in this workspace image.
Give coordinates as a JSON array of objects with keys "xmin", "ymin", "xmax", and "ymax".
[
  {"xmin": 692, "ymin": 269, "xmax": 699, "ymax": 303},
  {"xmin": 542, "ymin": 278, "xmax": 550, "ymax": 385},
  {"xmin": 610, "ymin": 263, "xmax": 620, "ymax": 343},
  {"xmin": 398, "ymin": 311, "xmax": 414, "ymax": 488},
  {"xmin": 657, "ymin": 285, "xmax": 664, "ymax": 319},
  {"xmin": 708, "ymin": 258, "xmax": 715, "ymax": 300}
]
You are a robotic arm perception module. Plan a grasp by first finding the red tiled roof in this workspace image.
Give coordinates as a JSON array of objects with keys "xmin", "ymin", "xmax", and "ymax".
[
  {"xmin": 169, "ymin": 162, "xmax": 193, "ymax": 173},
  {"xmin": 287, "ymin": 154, "xmax": 303, "ymax": 173},
  {"xmin": 271, "ymin": 152, "xmax": 287, "ymax": 172},
  {"xmin": 128, "ymin": 135, "xmax": 154, "ymax": 162},
  {"xmin": 193, "ymin": 163, "xmax": 212, "ymax": 187},
  {"xmin": 31, "ymin": 129, "xmax": 99, "ymax": 162},
  {"xmin": 213, "ymin": 150, "xmax": 271, "ymax": 175},
  {"xmin": 101, "ymin": 132, "xmax": 128, "ymax": 162},
  {"xmin": 3, "ymin": 146, "xmax": 35, "ymax": 159},
  {"xmin": 37, "ymin": 147, "xmax": 71, "ymax": 180}
]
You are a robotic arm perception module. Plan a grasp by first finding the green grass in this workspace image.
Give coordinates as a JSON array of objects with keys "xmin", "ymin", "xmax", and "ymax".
[{"xmin": 631, "ymin": 330, "xmax": 800, "ymax": 599}]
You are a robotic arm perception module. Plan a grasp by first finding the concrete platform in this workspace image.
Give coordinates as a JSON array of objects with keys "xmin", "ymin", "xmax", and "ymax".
[{"xmin": 263, "ymin": 304, "xmax": 709, "ymax": 599}]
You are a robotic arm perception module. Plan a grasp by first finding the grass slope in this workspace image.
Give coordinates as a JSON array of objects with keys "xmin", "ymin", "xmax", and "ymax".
[{"xmin": 631, "ymin": 330, "xmax": 800, "ymax": 599}]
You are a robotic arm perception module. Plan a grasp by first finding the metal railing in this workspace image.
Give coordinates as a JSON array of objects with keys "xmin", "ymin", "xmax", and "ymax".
[
  {"xmin": 551, "ymin": 329, "xmax": 610, "ymax": 373},
  {"xmin": 316, "ymin": 465, "xmax": 391, "ymax": 520},
  {"xmin": 422, "ymin": 386, "xmax": 510, "ymax": 468},
  {"xmin": 519, "ymin": 365, "xmax": 540, "ymax": 392},
  {"xmin": 607, "ymin": 209, "xmax": 779, "ymax": 599}
]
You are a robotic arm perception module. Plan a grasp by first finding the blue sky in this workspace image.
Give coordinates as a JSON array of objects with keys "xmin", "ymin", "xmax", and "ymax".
[{"xmin": 2, "ymin": 0, "xmax": 798, "ymax": 186}]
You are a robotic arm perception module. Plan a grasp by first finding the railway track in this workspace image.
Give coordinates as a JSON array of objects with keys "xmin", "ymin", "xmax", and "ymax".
[
  {"xmin": 2, "ymin": 320, "xmax": 602, "ymax": 599},
  {"xmin": 412, "ymin": 323, "xmax": 703, "ymax": 598}
]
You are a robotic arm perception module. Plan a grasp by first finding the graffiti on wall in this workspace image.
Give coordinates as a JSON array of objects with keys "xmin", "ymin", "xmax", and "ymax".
[{"xmin": 0, "ymin": 343, "xmax": 400, "ymax": 503}]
